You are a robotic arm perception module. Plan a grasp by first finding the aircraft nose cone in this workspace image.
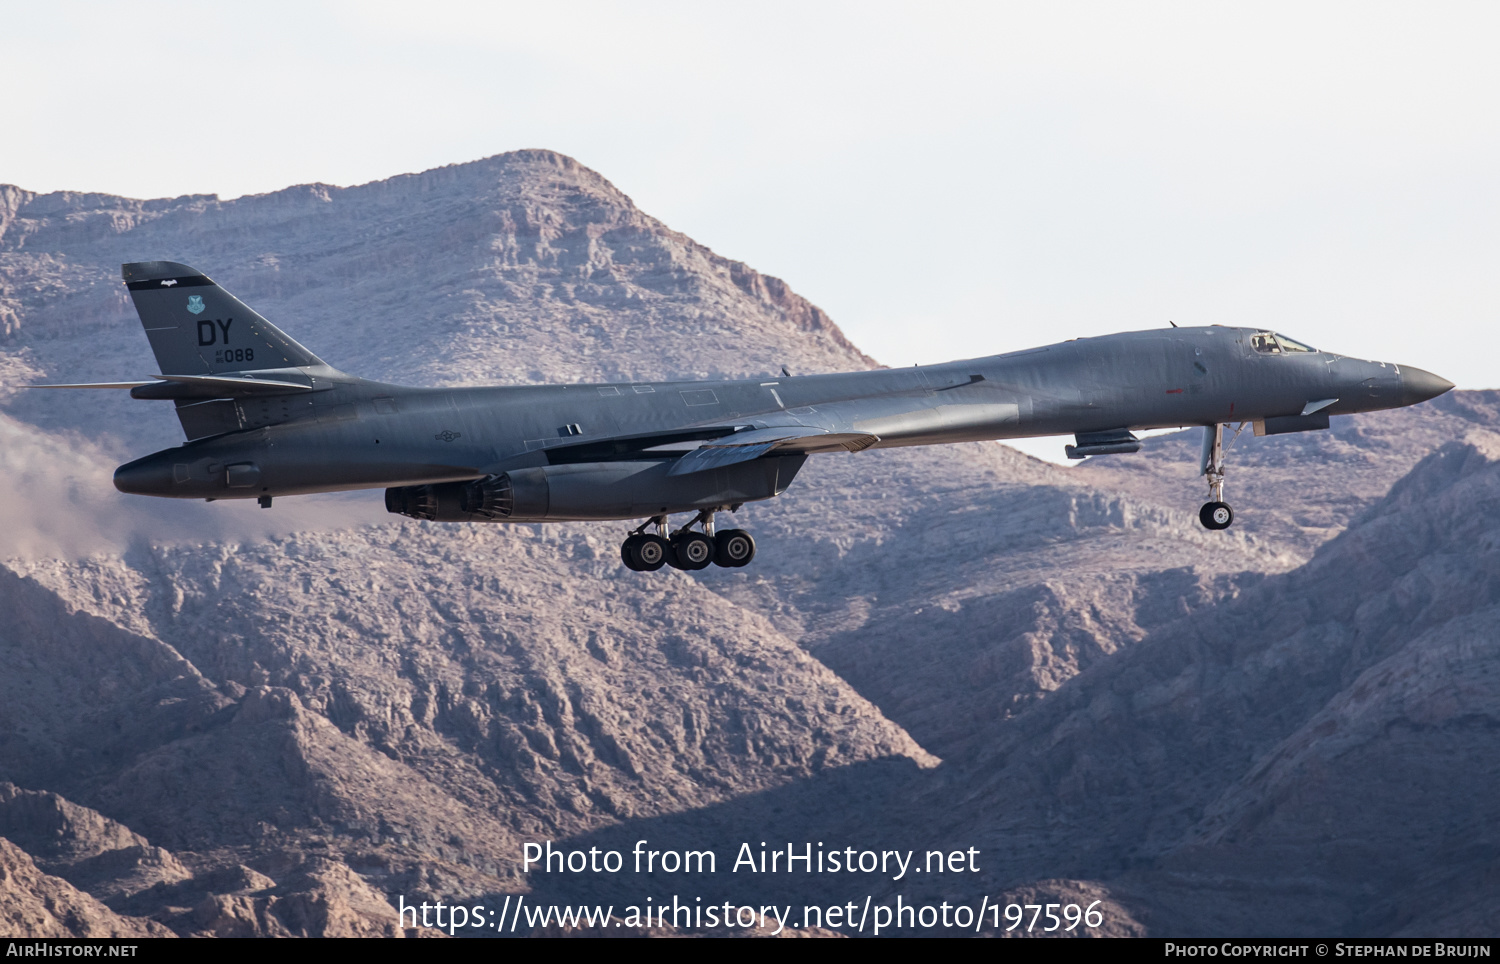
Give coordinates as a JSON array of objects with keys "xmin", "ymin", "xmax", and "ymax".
[
  {"xmin": 1400, "ymin": 366, "xmax": 1455, "ymax": 406},
  {"xmin": 113, "ymin": 455, "xmax": 173, "ymax": 495}
]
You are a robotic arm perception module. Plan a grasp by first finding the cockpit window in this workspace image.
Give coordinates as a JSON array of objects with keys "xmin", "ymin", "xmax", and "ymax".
[
  {"xmin": 1274, "ymin": 333, "xmax": 1316, "ymax": 353},
  {"xmin": 1251, "ymin": 331, "xmax": 1317, "ymax": 354}
]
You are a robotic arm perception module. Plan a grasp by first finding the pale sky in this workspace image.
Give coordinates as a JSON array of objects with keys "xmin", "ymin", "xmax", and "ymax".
[{"xmin": 5, "ymin": 2, "xmax": 1497, "ymax": 458}]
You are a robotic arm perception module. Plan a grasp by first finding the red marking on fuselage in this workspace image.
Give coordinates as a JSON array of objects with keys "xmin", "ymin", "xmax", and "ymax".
[
  {"xmin": 1230, "ymin": 402, "xmax": 1235, "ymax": 414},
  {"xmin": 1166, "ymin": 388, "xmax": 1184, "ymax": 394}
]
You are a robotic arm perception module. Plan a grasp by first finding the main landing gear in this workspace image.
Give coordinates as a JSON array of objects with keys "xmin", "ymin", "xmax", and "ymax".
[
  {"xmin": 620, "ymin": 509, "xmax": 756, "ymax": 572},
  {"xmin": 1199, "ymin": 422, "xmax": 1238, "ymax": 530}
]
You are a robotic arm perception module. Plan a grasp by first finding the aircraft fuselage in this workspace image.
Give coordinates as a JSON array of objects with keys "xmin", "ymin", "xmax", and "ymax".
[{"xmin": 113, "ymin": 325, "xmax": 1449, "ymax": 505}]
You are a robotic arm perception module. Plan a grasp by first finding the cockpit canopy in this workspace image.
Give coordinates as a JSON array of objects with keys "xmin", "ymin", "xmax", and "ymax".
[{"xmin": 1250, "ymin": 331, "xmax": 1317, "ymax": 354}]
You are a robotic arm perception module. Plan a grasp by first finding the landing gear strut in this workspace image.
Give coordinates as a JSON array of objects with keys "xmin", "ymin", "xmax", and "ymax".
[
  {"xmin": 619, "ymin": 509, "xmax": 755, "ymax": 572},
  {"xmin": 1199, "ymin": 423, "xmax": 1234, "ymax": 530}
]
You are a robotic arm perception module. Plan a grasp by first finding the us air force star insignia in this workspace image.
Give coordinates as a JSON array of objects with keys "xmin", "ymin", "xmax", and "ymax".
[
  {"xmin": 435, "ymin": 430, "xmax": 461, "ymax": 442},
  {"xmin": 186, "ymin": 295, "xmax": 205, "ymax": 315}
]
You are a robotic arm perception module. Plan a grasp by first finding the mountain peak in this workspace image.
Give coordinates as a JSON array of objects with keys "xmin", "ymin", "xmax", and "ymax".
[{"xmin": 0, "ymin": 149, "xmax": 873, "ymax": 443}]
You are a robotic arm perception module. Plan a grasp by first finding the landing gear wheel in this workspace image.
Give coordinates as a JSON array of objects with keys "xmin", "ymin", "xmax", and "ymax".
[
  {"xmin": 714, "ymin": 529, "xmax": 756, "ymax": 568},
  {"xmin": 1199, "ymin": 501, "xmax": 1234, "ymax": 530},
  {"xmin": 670, "ymin": 531, "xmax": 714, "ymax": 571},
  {"xmin": 620, "ymin": 534, "xmax": 646, "ymax": 571},
  {"xmin": 630, "ymin": 534, "xmax": 671, "ymax": 571}
]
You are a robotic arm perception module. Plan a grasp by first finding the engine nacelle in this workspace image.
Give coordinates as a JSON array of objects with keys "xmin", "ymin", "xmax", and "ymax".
[{"xmin": 385, "ymin": 456, "xmax": 806, "ymax": 523}]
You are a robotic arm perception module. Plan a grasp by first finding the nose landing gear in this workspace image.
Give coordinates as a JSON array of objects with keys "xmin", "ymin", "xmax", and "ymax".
[
  {"xmin": 1199, "ymin": 422, "xmax": 1238, "ymax": 530},
  {"xmin": 1199, "ymin": 501, "xmax": 1234, "ymax": 530},
  {"xmin": 620, "ymin": 509, "xmax": 756, "ymax": 572}
]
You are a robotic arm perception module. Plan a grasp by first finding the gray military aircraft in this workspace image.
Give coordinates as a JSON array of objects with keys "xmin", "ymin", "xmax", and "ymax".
[{"xmin": 40, "ymin": 261, "xmax": 1453, "ymax": 571}]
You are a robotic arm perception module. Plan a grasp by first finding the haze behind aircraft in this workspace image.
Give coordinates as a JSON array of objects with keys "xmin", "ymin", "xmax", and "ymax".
[{"xmin": 38, "ymin": 261, "xmax": 1454, "ymax": 571}]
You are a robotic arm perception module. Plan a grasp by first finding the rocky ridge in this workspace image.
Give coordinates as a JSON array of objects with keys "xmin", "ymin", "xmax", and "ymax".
[
  {"xmin": 941, "ymin": 437, "xmax": 1500, "ymax": 935},
  {"xmin": 0, "ymin": 151, "xmax": 870, "ymax": 453},
  {"xmin": 0, "ymin": 838, "xmax": 171, "ymax": 939}
]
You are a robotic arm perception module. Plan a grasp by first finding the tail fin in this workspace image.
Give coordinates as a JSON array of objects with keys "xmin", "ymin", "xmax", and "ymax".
[{"xmin": 122, "ymin": 261, "xmax": 327, "ymax": 375}]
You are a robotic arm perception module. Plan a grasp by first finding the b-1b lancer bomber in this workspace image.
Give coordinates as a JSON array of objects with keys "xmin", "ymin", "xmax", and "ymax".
[{"xmin": 42, "ymin": 262, "xmax": 1453, "ymax": 571}]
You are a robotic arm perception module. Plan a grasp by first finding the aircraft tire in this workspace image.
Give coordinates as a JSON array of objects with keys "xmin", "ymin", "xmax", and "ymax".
[
  {"xmin": 714, "ymin": 529, "xmax": 756, "ymax": 568},
  {"xmin": 671, "ymin": 532, "xmax": 715, "ymax": 571},
  {"xmin": 621, "ymin": 535, "xmax": 645, "ymax": 571},
  {"xmin": 632, "ymin": 534, "xmax": 671, "ymax": 571},
  {"xmin": 1199, "ymin": 501, "xmax": 1234, "ymax": 530}
]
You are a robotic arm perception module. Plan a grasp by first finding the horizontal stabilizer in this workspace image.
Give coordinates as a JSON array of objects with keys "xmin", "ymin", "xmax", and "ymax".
[
  {"xmin": 137, "ymin": 372, "xmax": 316, "ymax": 398},
  {"xmin": 667, "ymin": 426, "xmax": 879, "ymax": 476},
  {"xmin": 28, "ymin": 381, "xmax": 156, "ymax": 389},
  {"xmin": 28, "ymin": 372, "xmax": 317, "ymax": 398}
]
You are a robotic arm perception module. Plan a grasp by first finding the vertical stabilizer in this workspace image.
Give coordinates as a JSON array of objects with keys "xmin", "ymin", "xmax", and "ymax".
[{"xmin": 121, "ymin": 261, "xmax": 327, "ymax": 375}]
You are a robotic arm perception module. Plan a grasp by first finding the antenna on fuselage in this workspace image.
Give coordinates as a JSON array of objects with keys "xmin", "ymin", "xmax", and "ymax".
[{"xmin": 1169, "ymin": 320, "xmax": 1179, "ymax": 328}]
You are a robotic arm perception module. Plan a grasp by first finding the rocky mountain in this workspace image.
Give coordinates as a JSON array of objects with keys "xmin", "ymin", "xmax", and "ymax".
[
  {"xmin": 0, "ymin": 152, "xmax": 869, "ymax": 453},
  {"xmin": 936, "ymin": 436, "xmax": 1500, "ymax": 936},
  {"xmin": 0, "ymin": 838, "xmax": 171, "ymax": 939},
  {"xmin": 0, "ymin": 151, "xmax": 1492, "ymax": 937}
]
